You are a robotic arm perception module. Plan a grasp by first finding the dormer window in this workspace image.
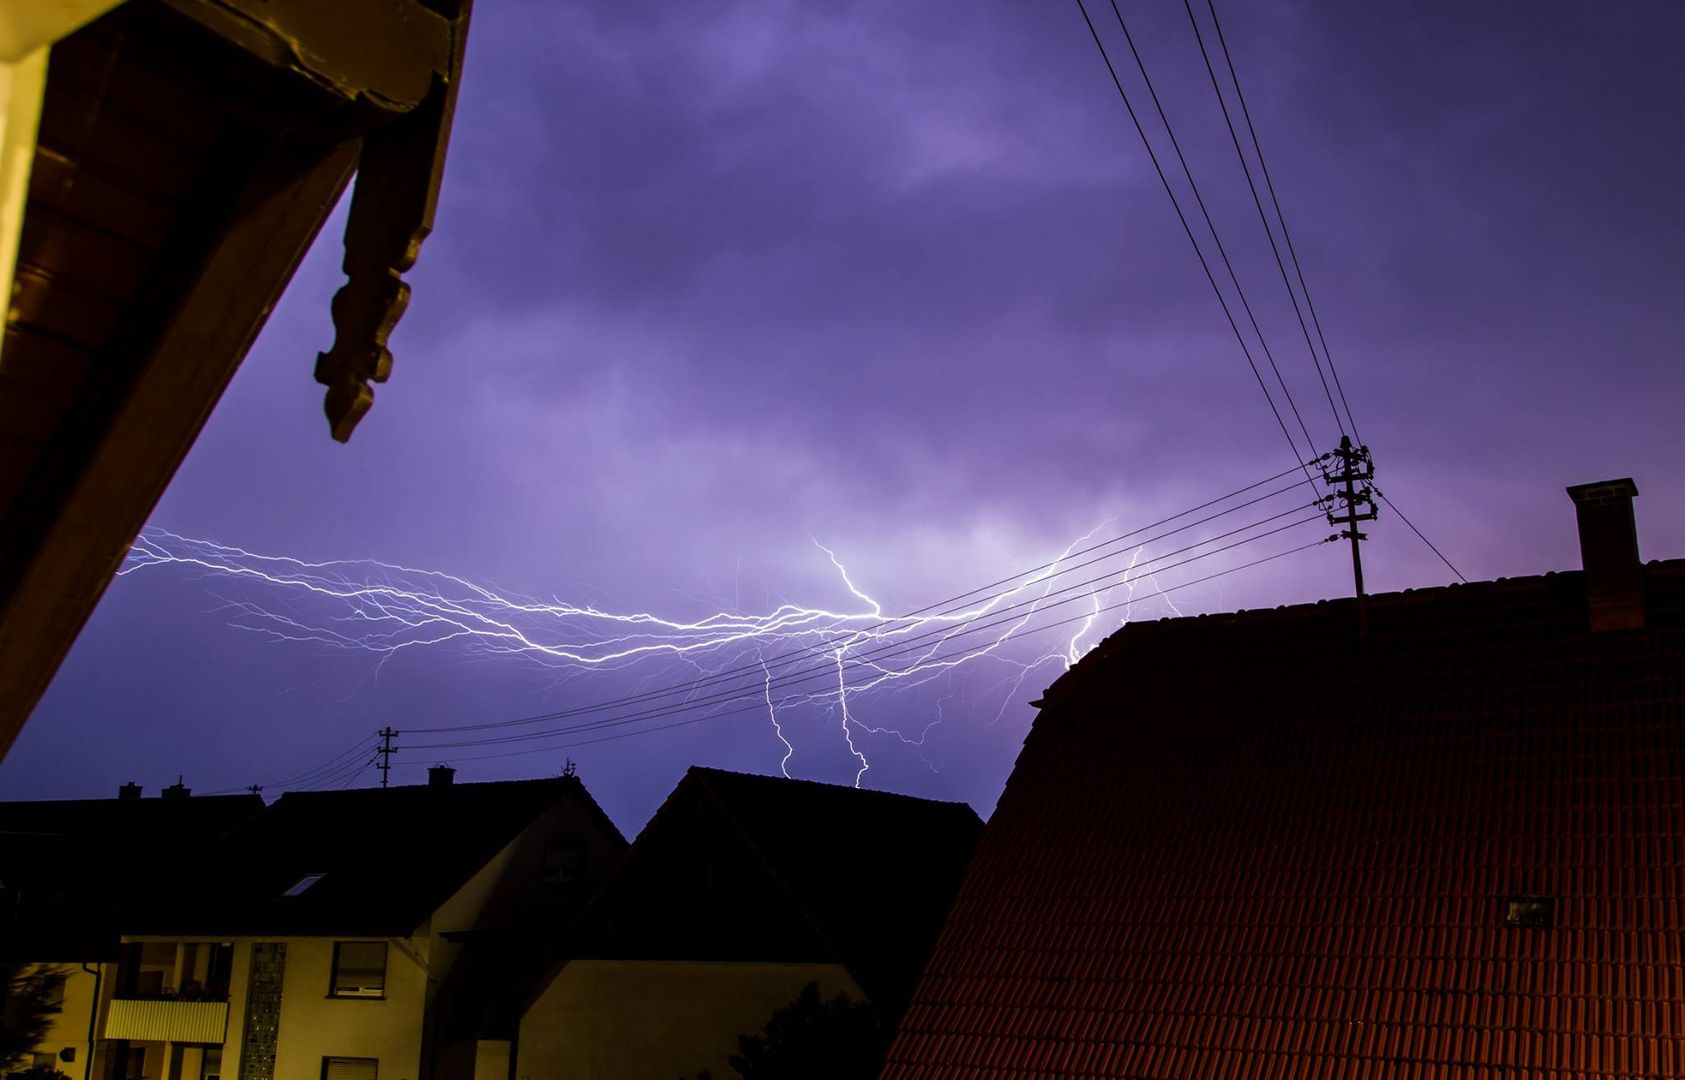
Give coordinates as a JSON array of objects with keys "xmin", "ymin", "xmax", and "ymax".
[
  {"xmin": 282, "ymin": 873, "xmax": 325, "ymax": 898},
  {"xmin": 329, "ymin": 941, "xmax": 387, "ymax": 998},
  {"xmin": 542, "ymin": 843, "xmax": 582, "ymax": 884}
]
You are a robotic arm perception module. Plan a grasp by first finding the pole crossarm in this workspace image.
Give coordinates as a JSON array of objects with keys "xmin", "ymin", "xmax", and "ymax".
[{"xmin": 1321, "ymin": 436, "xmax": 1376, "ymax": 635}]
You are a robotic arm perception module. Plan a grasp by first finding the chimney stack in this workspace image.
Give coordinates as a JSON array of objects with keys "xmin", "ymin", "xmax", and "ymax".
[
  {"xmin": 162, "ymin": 776, "xmax": 191, "ymax": 799},
  {"xmin": 428, "ymin": 764, "xmax": 456, "ymax": 788},
  {"xmin": 118, "ymin": 782, "xmax": 142, "ymax": 800},
  {"xmin": 1566, "ymin": 478, "xmax": 1643, "ymax": 632}
]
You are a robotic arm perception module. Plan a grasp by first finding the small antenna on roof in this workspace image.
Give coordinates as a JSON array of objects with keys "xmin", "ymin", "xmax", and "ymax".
[{"xmin": 562, "ymin": 759, "xmax": 577, "ymax": 778}]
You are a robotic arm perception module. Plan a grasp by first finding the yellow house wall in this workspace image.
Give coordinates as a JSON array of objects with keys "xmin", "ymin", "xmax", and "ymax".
[
  {"xmin": 470, "ymin": 1041, "xmax": 507, "ymax": 1080},
  {"xmin": 430, "ymin": 797, "xmax": 621, "ymax": 938},
  {"xmin": 124, "ymin": 936, "xmax": 431, "ymax": 1080},
  {"xmin": 267, "ymin": 937, "xmax": 430, "ymax": 1080},
  {"xmin": 24, "ymin": 962, "xmax": 109, "ymax": 1079},
  {"xmin": 515, "ymin": 960, "xmax": 862, "ymax": 1080}
]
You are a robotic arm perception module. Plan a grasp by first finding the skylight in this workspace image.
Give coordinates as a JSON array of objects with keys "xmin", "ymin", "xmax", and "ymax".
[{"xmin": 282, "ymin": 873, "xmax": 325, "ymax": 897}]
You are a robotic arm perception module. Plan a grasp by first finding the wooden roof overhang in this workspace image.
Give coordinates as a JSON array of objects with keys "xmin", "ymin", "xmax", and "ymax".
[{"xmin": 0, "ymin": 0, "xmax": 471, "ymax": 758}]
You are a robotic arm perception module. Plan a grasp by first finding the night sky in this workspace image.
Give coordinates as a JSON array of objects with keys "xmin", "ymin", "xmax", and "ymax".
[{"xmin": 3, "ymin": 1, "xmax": 1681, "ymax": 831}]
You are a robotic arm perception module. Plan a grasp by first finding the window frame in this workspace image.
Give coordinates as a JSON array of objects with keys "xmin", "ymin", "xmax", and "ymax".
[
  {"xmin": 541, "ymin": 841, "xmax": 583, "ymax": 885},
  {"xmin": 320, "ymin": 1057, "xmax": 379, "ymax": 1080},
  {"xmin": 327, "ymin": 941, "xmax": 388, "ymax": 999}
]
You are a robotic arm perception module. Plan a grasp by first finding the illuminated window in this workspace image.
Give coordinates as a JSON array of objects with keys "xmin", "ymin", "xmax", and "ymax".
[
  {"xmin": 1505, "ymin": 896, "xmax": 1555, "ymax": 929},
  {"xmin": 329, "ymin": 942, "xmax": 387, "ymax": 998},
  {"xmin": 282, "ymin": 873, "xmax": 325, "ymax": 897}
]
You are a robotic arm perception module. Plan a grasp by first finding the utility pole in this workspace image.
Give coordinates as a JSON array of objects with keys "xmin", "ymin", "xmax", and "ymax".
[
  {"xmin": 377, "ymin": 726, "xmax": 400, "ymax": 788},
  {"xmin": 1323, "ymin": 436, "xmax": 1377, "ymax": 636}
]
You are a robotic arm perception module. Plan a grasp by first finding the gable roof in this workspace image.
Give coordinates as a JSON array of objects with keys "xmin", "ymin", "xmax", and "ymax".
[
  {"xmin": 885, "ymin": 560, "xmax": 1685, "ymax": 1078},
  {"xmin": 0, "ymin": 792, "xmax": 264, "ymax": 959},
  {"xmin": 128, "ymin": 776, "xmax": 618, "ymax": 937},
  {"xmin": 571, "ymin": 767, "xmax": 983, "ymax": 1015}
]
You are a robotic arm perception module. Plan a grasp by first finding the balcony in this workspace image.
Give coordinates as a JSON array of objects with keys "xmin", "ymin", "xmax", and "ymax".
[{"xmin": 104, "ymin": 997, "xmax": 230, "ymax": 1043}]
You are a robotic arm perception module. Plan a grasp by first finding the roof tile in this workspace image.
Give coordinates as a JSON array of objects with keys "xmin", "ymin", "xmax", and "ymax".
[{"xmin": 884, "ymin": 562, "xmax": 1685, "ymax": 1078}]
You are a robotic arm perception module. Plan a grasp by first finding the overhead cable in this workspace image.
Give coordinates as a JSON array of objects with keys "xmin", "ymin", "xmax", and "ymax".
[
  {"xmin": 1074, "ymin": 0, "xmax": 1318, "ymax": 474},
  {"xmin": 403, "ymin": 462, "xmax": 1324, "ymax": 736},
  {"xmin": 394, "ymin": 534, "xmax": 1336, "ymax": 764}
]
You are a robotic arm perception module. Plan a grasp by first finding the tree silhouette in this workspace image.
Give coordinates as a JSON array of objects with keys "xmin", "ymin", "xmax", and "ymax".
[
  {"xmin": 1, "ymin": 964, "xmax": 64, "ymax": 1073},
  {"xmin": 725, "ymin": 982, "xmax": 889, "ymax": 1080}
]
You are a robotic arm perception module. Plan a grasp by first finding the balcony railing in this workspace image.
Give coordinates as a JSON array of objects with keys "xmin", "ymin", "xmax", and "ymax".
[{"xmin": 104, "ymin": 997, "xmax": 230, "ymax": 1043}]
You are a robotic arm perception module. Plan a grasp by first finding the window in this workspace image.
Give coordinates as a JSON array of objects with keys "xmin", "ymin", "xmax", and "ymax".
[
  {"xmin": 329, "ymin": 942, "xmax": 387, "ymax": 998},
  {"xmin": 321, "ymin": 1059, "xmax": 377, "ymax": 1080},
  {"xmin": 121, "ymin": 1046, "xmax": 146, "ymax": 1080},
  {"xmin": 282, "ymin": 873, "xmax": 325, "ymax": 898},
  {"xmin": 41, "ymin": 973, "xmax": 66, "ymax": 1009},
  {"xmin": 1505, "ymin": 895, "xmax": 1555, "ymax": 929},
  {"xmin": 200, "ymin": 1046, "xmax": 222, "ymax": 1080},
  {"xmin": 542, "ymin": 842, "xmax": 582, "ymax": 884}
]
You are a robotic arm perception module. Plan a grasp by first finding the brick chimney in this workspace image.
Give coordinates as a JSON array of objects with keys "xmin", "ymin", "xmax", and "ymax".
[
  {"xmin": 428, "ymin": 764, "xmax": 456, "ymax": 788},
  {"xmin": 1566, "ymin": 478, "xmax": 1643, "ymax": 632},
  {"xmin": 117, "ymin": 782, "xmax": 142, "ymax": 800}
]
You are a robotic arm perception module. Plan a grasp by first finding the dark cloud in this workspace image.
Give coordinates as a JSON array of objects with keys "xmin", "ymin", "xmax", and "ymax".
[{"xmin": 5, "ymin": 1, "xmax": 1682, "ymax": 824}]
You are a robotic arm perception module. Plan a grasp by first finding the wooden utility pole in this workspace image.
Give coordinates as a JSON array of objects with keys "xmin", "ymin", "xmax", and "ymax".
[
  {"xmin": 1324, "ymin": 436, "xmax": 1377, "ymax": 635},
  {"xmin": 377, "ymin": 726, "xmax": 400, "ymax": 788}
]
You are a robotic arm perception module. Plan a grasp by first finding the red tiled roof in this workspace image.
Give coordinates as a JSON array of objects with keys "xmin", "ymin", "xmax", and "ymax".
[{"xmin": 884, "ymin": 562, "xmax": 1685, "ymax": 1078}]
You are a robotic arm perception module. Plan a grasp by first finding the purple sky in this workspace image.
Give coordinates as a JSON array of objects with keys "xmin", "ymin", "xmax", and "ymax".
[{"xmin": 3, "ymin": 0, "xmax": 1682, "ymax": 830}]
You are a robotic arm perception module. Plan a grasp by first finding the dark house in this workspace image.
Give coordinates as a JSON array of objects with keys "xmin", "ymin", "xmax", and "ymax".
[
  {"xmin": 884, "ymin": 479, "xmax": 1685, "ymax": 1078},
  {"xmin": 0, "ymin": 783, "xmax": 263, "ymax": 961},
  {"xmin": 517, "ymin": 766, "xmax": 985, "ymax": 1080},
  {"xmin": 112, "ymin": 771, "xmax": 626, "ymax": 1080},
  {"xmin": 0, "ymin": 783, "xmax": 264, "ymax": 1074}
]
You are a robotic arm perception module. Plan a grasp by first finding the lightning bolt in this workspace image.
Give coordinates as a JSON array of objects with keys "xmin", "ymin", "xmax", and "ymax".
[
  {"xmin": 119, "ymin": 523, "xmax": 1186, "ymax": 784},
  {"xmin": 760, "ymin": 656, "xmax": 794, "ymax": 779}
]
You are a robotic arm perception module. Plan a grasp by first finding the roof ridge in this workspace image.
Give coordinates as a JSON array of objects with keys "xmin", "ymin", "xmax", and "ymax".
[
  {"xmin": 686, "ymin": 765, "xmax": 977, "ymax": 810},
  {"xmin": 273, "ymin": 775, "xmax": 570, "ymax": 799},
  {"xmin": 690, "ymin": 770, "xmax": 851, "ymax": 971}
]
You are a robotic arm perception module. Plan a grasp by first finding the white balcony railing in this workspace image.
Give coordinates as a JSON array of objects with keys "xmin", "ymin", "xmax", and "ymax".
[{"xmin": 104, "ymin": 998, "xmax": 230, "ymax": 1043}]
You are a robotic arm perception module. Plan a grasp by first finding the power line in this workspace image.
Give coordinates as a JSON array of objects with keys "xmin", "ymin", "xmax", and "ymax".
[
  {"xmin": 408, "ymin": 486, "xmax": 1317, "ymax": 740},
  {"xmin": 1201, "ymin": 0, "xmax": 1361, "ymax": 443},
  {"xmin": 203, "ymin": 469, "xmax": 1333, "ymax": 790},
  {"xmin": 402, "ymin": 489, "xmax": 1324, "ymax": 742},
  {"xmin": 403, "ymin": 463, "xmax": 1324, "ymax": 736},
  {"xmin": 203, "ymin": 733, "xmax": 378, "ymax": 795},
  {"xmin": 1073, "ymin": 0, "xmax": 1317, "ymax": 476},
  {"xmin": 1374, "ymin": 486, "xmax": 1467, "ymax": 583},
  {"xmin": 1180, "ymin": 0, "xmax": 1345, "ymax": 439},
  {"xmin": 1099, "ymin": 0, "xmax": 1324, "ymax": 459},
  {"xmin": 301, "ymin": 756, "xmax": 376, "ymax": 792},
  {"xmin": 1193, "ymin": 3, "xmax": 1466, "ymax": 583},
  {"xmin": 402, "ymin": 512, "xmax": 1331, "ymax": 753},
  {"xmin": 394, "ymin": 533, "xmax": 1336, "ymax": 765}
]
